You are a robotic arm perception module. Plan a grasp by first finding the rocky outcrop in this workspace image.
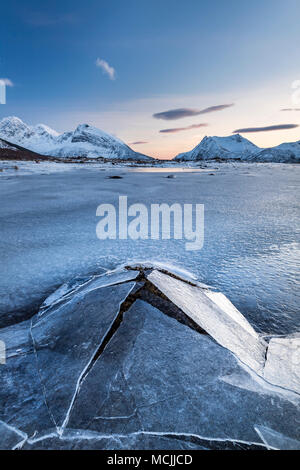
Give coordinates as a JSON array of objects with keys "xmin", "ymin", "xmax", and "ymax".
[{"xmin": 0, "ymin": 137, "xmax": 54, "ymax": 161}]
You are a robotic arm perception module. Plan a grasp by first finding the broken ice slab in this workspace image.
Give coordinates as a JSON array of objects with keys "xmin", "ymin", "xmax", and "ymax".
[
  {"xmin": 123, "ymin": 260, "xmax": 212, "ymax": 289},
  {"xmin": 0, "ymin": 320, "xmax": 54, "ymax": 435},
  {"xmin": 31, "ymin": 281, "xmax": 136, "ymax": 428},
  {"xmin": 204, "ymin": 291, "xmax": 258, "ymax": 337},
  {"xmin": 147, "ymin": 270, "xmax": 267, "ymax": 374},
  {"xmin": 37, "ymin": 268, "xmax": 139, "ymax": 319},
  {"xmin": 65, "ymin": 300, "xmax": 298, "ymax": 444},
  {"xmin": 0, "ymin": 420, "xmax": 27, "ymax": 450},
  {"xmin": 264, "ymin": 334, "xmax": 300, "ymax": 394},
  {"xmin": 255, "ymin": 425, "xmax": 300, "ymax": 450},
  {"xmin": 220, "ymin": 368, "xmax": 300, "ymax": 408},
  {"xmin": 40, "ymin": 276, "xmax": 93, "ymax": 309},
  {"xmin": 0, "ymin": 319, "xmax": 32, "ymax": 359},
  {"xmin": 22, "ymin": 429, "xmax": 266, "ymax": 450},
  {"xmin": 1, "ymin": 263, "xmax": 299, "ymax": 449}
]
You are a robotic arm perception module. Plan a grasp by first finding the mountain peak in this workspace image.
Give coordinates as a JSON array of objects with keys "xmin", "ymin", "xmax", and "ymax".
[
  {"xmin": 34, "ymin": 123, "xmax": 59, "ymax": 137},
  {"xmin": 174, "ymin": 133, "xmax": 260, "ymax": 161},
  {"xmin": 0, "ymin": 116, "xmax": 34, "ymax": 141},
  {"xmin": 0, "ymin": 116, "xmax": 152, "ymax": 161},
  {"xmin": 1, "ymin": 116, "xmax": 25, "ymax": 124},
  {"xmin": 174, "ymin": 132, "xmax": 300, "ymax": 163}
]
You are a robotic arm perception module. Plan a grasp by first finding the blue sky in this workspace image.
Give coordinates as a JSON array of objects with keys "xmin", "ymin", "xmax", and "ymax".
[{"xmin": 1, "ymin": 0, "xmax": 300, "ymax": 158}]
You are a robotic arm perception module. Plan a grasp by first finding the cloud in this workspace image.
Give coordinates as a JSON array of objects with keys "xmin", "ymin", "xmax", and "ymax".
[
  {"xmin": 197, "ymin": 103, "xmax": 234, "ymax": 115},
  {"xmin": 153, "ymin": 103, "xmax": 234, "ymax": 121},
  {"xmin": 96, "ymin": 58, "xmax": 116, "ymax": 80},
  {"xmin": 0, "ymin": 78, "xmax": 13, "ymax": 87},
  {"xmin": 129, "ymin": 141, "xmax": 148, "ymax": 145},
  {"xmin": 159, "ymin": 123, "xmax": 208, "ymax": 134},
  {"xmin": 233, "ymin": 124, "xmax": 299, "ymax": 133},
  {"xmin": 154, "ymin": 108, "xmax": 202, "ymax": 120},
  {"xmin": 281, "ymin": 108, "xmax": 300, "ymax": 111}
]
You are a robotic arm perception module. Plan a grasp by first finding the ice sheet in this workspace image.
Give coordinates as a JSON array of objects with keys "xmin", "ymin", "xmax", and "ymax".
[
  {"xmin": 0, "ymin": 162, "xmax": 299, "ymax": 335},
  {"xmin": 264, "ymin": 334, "xmax": 300, "ymax": 394},
  {"xmin": 147, "ymin": 270, "xmax": 267, "ymax": 373}
]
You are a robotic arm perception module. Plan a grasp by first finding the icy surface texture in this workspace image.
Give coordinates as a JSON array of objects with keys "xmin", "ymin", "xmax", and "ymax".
[
  {"xmin": 0, "ymin": 265, "xmax": 299, "ymax": 449},
  {"xmin": 264, "ymin": 334, "xmax": 300, "ymax": 394},
  {"xmin": 255, "ymin": 425, "xmax": 300, "ymax": 450},
  {"xmin": 0, "ymin": 421, "xmax": 27, "ymax": 450},
  {"xmin": 31, "ymin": 281, "xmax": 136, "ymax": 427},
  {"xmin": 147, "ymin": 270, "xmax": 267, "ymax": 374},
  {"xmin": 0, "ymin": 319, "xmax": 54, "ymax": 435},
  {"xmin": 0, "ymin": 163, "xmax": 299, "ymax": 335}
]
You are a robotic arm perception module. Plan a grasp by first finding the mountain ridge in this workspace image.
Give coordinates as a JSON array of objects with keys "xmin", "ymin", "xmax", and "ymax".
[
  {"xmin": 0, "ymin": 116, "xmax": 152, "ymax": 161},
  {"xmin": 1, "ymin": 116, "xmax": 299, "ymax": 163},
  {"xmin": 174, "ymin": 134, "xmax": 300, "ymax": 163}
]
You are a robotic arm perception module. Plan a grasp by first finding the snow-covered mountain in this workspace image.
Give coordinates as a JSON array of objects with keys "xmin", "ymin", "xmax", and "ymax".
[
  {"xmin": 2, "ymin": 117, "xmax": 299, "ymax": 163},
  {"xmin": 174, "ymin": 134, "xmax": 260, "ymax": 161},
  {"xmin": 0, "ymin": 117, "xmax": 152, "ymax": 161},
  {"xmin": 249, "ymin": 140, "xmax": 300, "ymax": 163},
  {"xmin": 174, "ymin": 134, "xmax": 300, "ymax": 163},
  {"xmin": 0, "ymin": 138, "xmax": 18, "ymax": 150}
]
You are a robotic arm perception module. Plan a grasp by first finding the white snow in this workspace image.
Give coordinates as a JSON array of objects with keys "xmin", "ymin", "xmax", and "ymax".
[
  {"xmin": 0, "ymin": 138, "xmax": 18, "ymax": 150},
  {"xmin": 1, "ymin": 116, "xmax": 299, "ymax": 162},
  {"xmin": 0, "ymin": 116, "xmax": 152, "ymax": 161},
  {"xmin": 174, "ymin": 134, "xmax": 259, "ymax": 161},
  {"xmin": 251, "ymin": 140, "xmax": 300, "ymax": 163},
  {"xmin": 174, "ymin": 133, "xmax": 300, "ymax": 163}
]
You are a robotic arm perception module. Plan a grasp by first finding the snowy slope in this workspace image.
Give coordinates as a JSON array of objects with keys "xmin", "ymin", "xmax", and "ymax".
[
  {"xmin": 174, "ymin": 133, "xmax": 300, "ymax": 163},
  {"xmin": 249, "ymin": 141, "xmax": 300, "ymax": 163},
  {"xmin": 174, "ymin": 134, "xmax": 260, "ymax": 161},
  {"xmin": 0, "ymin": 117, "xmax": 61, "ymax": 154},
  {"xmin": 0, "ymin": 138, "xmax": 18, "ymax": 150},
  {"xmin": 0, "ymin": 117, "xmax": 152, "ymax": 161},
  {"xmin": 46, "ymin": 123, "xmax": 151, "ymax": 160}
]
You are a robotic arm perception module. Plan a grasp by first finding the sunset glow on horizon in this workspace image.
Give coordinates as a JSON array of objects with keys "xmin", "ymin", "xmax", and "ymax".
[{"xmin": 1, "ymin": 0, "xmax": 300, "ymax": 159}]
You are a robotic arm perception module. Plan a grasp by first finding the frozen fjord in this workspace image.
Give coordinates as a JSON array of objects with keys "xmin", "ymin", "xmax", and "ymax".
[{"xmin": 0, "ymin": 161, "xmax": 299, "ymax": 335}]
